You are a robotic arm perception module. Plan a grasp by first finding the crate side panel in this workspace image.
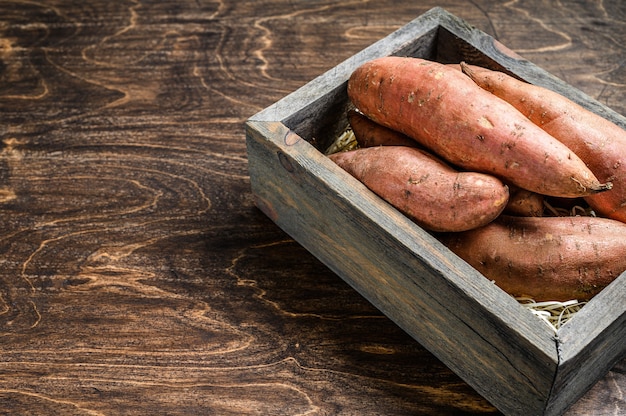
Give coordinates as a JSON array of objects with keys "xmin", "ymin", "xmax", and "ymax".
[
  {"xmin": 282, "ymin": 84, "xmax": 353, "ymax": 153},
  {"xmin": 544, "ymin": 278, "xmax": 626, "ymax": 416},
  {"xmin": 246, "ymin": 120, "xmax": 557, "ymax": 416}
]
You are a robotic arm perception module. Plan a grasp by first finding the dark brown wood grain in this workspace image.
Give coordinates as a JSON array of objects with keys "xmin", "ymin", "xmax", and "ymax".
[{"xmin": 1, "ymin": 1, "xmax": 624, "ymax": 415}]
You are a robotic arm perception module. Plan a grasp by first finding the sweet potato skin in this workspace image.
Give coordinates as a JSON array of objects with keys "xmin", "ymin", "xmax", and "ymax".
[
  {"xmin": 329, "ymin": 146, "xmax": 509, "ymax": 232},
  {"xmin": 347, "ymin": 110, "xmax": 417, "ymax": 148},
  {"xmin": 438, "ymin": 215, "xmax": 626, "ymax": 301},
  {"xmin": 461, "ymin": 62, "xmax": 626, "ymax": 222},
  {"xmin": 504, "ymin": 186, "xmax": 544, "ymax": 217},
  {"xmin": 347, "ymin": 57, "xmax": 607, "ymax": 198}
]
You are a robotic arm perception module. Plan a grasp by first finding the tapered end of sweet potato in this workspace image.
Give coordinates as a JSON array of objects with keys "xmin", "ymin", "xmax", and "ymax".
[
  {"xmin": 459, "ymin": 61, "xmax": 484, "ymax": 82},
  {"xmin": 587, "ymin": 181, "xmax": 613, "ymax": 194}
]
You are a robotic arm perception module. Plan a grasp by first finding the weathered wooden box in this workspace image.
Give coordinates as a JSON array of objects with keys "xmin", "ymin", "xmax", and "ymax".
[{"xmin": 245, "ymin": 7, "xmax": 626, "ymax": 416}]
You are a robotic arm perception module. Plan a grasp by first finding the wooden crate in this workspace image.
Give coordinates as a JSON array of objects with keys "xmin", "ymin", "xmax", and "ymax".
[{"xmin": 245, "ymin": 7, "xmax": 626, "ymax": 416}]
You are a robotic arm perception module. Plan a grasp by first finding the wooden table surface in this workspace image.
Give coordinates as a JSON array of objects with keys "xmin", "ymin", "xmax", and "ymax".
[{"xmin": 1, "ymin": 1, "xmax": 624, "ymax": 414}]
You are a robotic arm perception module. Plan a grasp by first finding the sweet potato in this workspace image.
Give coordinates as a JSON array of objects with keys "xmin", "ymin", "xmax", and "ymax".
[
  {"xmin": 438, "ymin": 215, "xmax": 626, "ymax": 301},
  {"xmin": 347, "ymin": 110, "xmax": 417, "ymax": 148},
  {"xmin": 347, "ymin": 57, "xmax": 609, "ymax": 198},
  {"xmin": 329, "ymin": 146, "xmax": 509, "ymax": 232},
  {"xmin": 461, "ymin": 62, "xmax": 626, "ymax": 222},
  {"xmin": 504, "ymin": 186, "xmax": 544, "ymax": 217},
  {"xmin": 347, "ymin": 109, "xmax": 545, "ymax": 218}
]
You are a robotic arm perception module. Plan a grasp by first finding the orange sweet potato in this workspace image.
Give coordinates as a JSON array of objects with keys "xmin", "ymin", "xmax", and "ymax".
[
  {"xmin": 504, "ymin": 186, "xmax": 544, "ymax": 217},
  {"xmin": 347, "ymin": 57, "xmax": 609, "ymax": 198},
  {"xmin": 329, "ymin": 146, "xmax": 509, "ymax": 232},
  {"xmin": 438, "ymin": 215, "xmax": 626, "ymax": 301},
  {"xmin": 347, "ymin": 110, "xmax": 417, "ymax": 148},
  {"xmin": 348, "ymin": 109, "xmax": 546, "ymax": 218},
  {"xmin": 461, "ymin": 62, "xmax": 626, "ymax": 222}
]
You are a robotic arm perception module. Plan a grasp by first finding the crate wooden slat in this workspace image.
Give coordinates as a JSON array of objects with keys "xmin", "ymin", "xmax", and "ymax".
[{"xmin": 245, "ymin": 7, "xmax": 626, "ymax": 416}]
